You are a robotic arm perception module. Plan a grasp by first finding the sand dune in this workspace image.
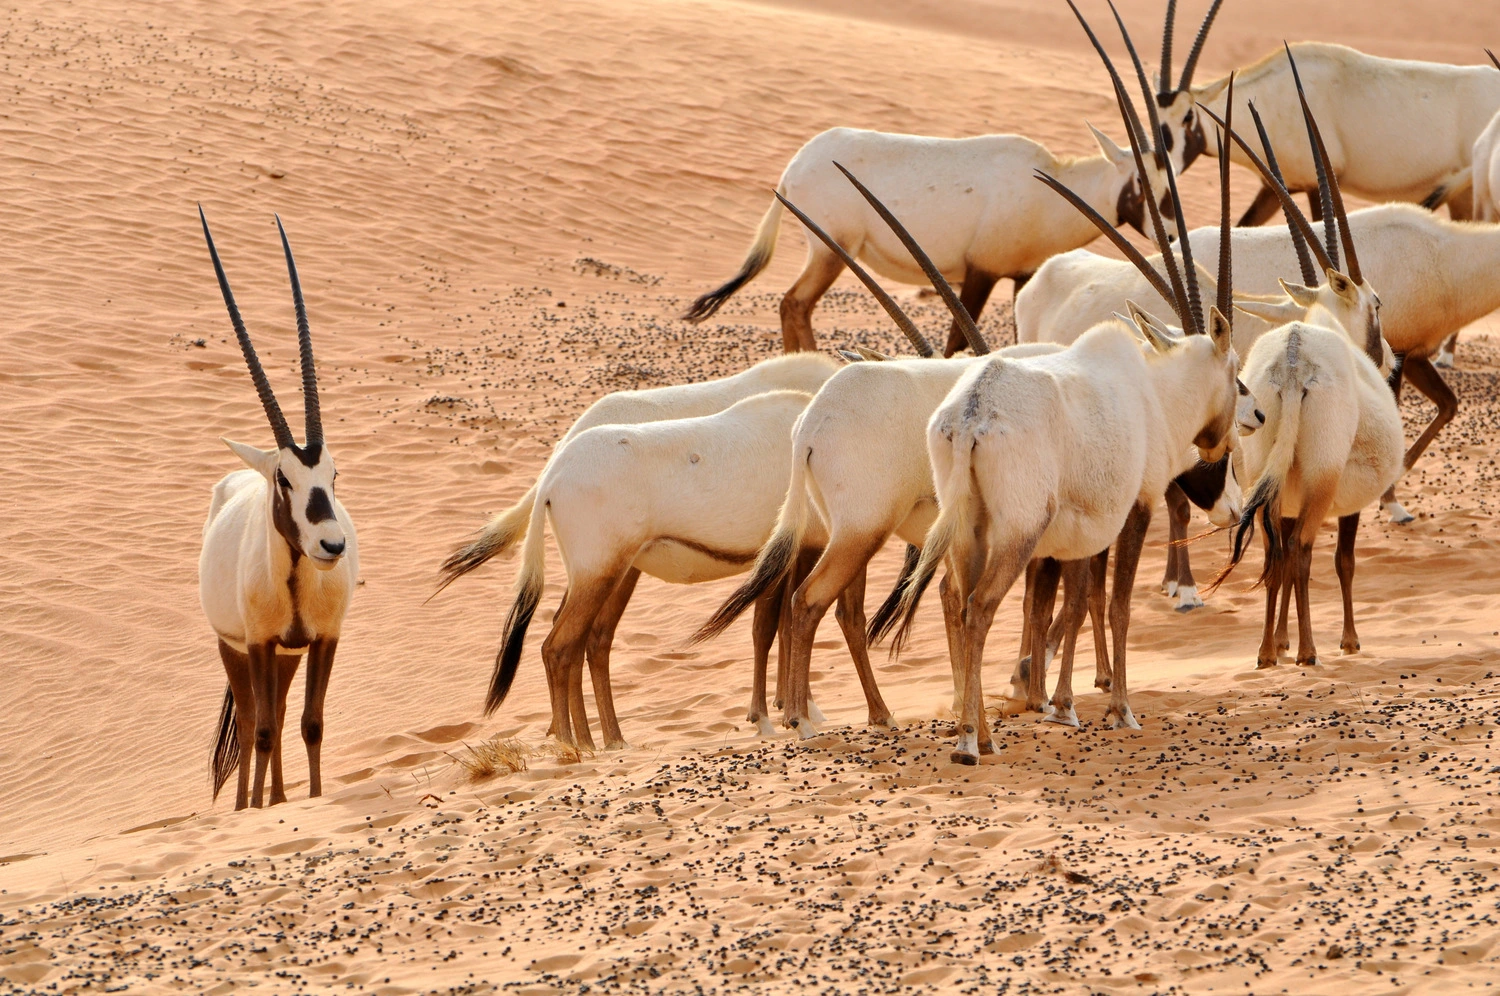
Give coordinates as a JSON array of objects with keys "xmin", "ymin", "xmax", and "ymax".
[{"xmin": 3, "ymin": 0, "xmax": 1500, "ymax": 991}]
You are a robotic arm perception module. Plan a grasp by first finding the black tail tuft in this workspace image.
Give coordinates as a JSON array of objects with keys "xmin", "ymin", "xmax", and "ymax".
[
  {"xmin": 693, "ymin": 529, "xmax": 798, "ymax": 643},
  {"xmin": 867, "ymin": 545, "xmax": 920, "ymax": 646},
  {"xmin": 488, "ymin": 582, "xmax": 541, "ymax": 715},
  {"xmin": 1420, "ymin": 183, "xmax": 1449, "ymax": 212},
  {"xmin": 1208, "ymin": 474, "xmax": 1281, "ymax": 593},
  {"xmin": 682, "ymin": 250, "xmax": 769, "ymax": 324},
  {"xmin": 887, "ymin": 559, "xmax": 939, "ymax": 656},
  {"xmin": 211, "ymin": 683, "xmax": 239, "ymax": 800}
]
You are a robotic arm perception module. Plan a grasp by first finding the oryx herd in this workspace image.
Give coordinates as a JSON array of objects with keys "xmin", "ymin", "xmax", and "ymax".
[{"xmin": 197, "ymin": 2, "xmax": 1498, "ymax": 805}]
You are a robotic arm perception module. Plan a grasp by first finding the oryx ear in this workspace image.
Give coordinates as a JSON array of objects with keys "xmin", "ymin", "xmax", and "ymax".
[
  {"xmin": 1278, "ymin": 279, "xmax": 1322, "ymax": 309},
  {"xmin": 1208, "ymin": 306, "xmax": 1234, "ymax": 354},
  {"xmin": 1325, "ymin": 269, "xmax": 1355, "ymax": 297},
  {"xmin": 837, "ymin": 349, "xmax": 865, "ymax": 363},
  {"xmin": 1233, "ymin": 296, "xmax": 1303, "ymax": 324},
  {"xmin": 853, "ymin": 344, "xmax": 893, "ymax": 362},
  {"xmin": 1126, "ymin": 300, "xmax": 1178, "ymax": 353},
  {"xmin": 1191, "ymin": 76, "xmax": 1233, "ymax": 104},
  {"xmin": 1088, "ymin": 122, "xmax": 1130, "ymax": 167},
  {"xmin": 223, "ymin": 438, "xmax": 279, "ymax": 479},
  {"xmin": 1127, "ymin": 301, "xmax": 1180, "ymax": 341}
]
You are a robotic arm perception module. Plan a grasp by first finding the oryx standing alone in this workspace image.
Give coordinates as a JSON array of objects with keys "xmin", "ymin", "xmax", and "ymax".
[{"xmin": 198, "ymin": 209, "xmax": 358, "ymax": 811}]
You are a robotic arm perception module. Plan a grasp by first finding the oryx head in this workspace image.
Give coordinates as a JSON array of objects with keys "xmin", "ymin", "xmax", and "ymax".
[
  {"xmin": 1155, "ymin": 0, "xmax": 1225, "ymax": 174},
  {"xmin": 201, "ymin": 208, "xmax": 348, "ymax": 571},
  {"xmin": 1203, "ymin": 47, "xmax": 1394, "ymax": 375}
]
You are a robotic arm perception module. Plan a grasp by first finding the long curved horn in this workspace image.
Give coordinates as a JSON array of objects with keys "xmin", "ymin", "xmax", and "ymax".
[
  {"xmin": 832, "ymin": 162, "xmax": 989, "ymax": 355},
  {"xmin": 1283, "ymin": 45, "xmax": 1338, "ymax": 269},
  {"xmin": 1065, "ymin": 0, "xmax": 1156, "ymax": 168},
  {"xmin": 1177, "ymin": 0, "xmax": 1224, "ymax": 91},
  {"xmin": 1159, "ymin": 0, "xmax": 1176, "ymax": 96},
  {"xmin": 1034, "ymin": 169, "xmax": 1177, "ymax": 311},
  {"xmin": 773, "ymin": 192, "xmax": 936, "ymax": 358},
  {"xmin": 1161, "ymin": 137, "xmax": 1204, "ymax": 333},
  {"xmin": 275, "ymin": 216, "xmax": 322, "ymax": 446},
  {"xmin": 1216, "ymin": 74, "xmax": 1234, "ymax": 321},
  {"xmin": 1106, "ymin": 0, "xmax": 1170, "ymax": 167},
  {"xmin": 200, "ymin": 206, "xmax": 295, "ymax": 451},
  {"xmin": 1249, "ymin": 102, "xmax": 1320, "ymax": 286},
  {"xmin": 1286, "ymin": 45, "xmax": 1361, "ymax": 283},
  {"xmin": 1200, "ymin": 105, "xmax": 1336, "ymax": 277}
]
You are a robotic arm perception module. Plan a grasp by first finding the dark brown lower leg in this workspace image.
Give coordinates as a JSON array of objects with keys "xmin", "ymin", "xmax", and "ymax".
[
  {"xmin": 1104, "ymin": 503, "xmax": 1151, "ymax": 729},
  {"xmin": 1381, "ymin": 354, "xmax": 1458, "ymax": 509},
  {"xmin": 776, "ymin": 549, "xmax": 820, "ymax": 711},
  {"xmin": 1274, "ymin": 516, "xmax": 1296, "ymax": 657},
  {"xmin": 1088, "ymin": 547, "xmax": 1111, "ymax": 691},
  {"xmin": 1044, "ymin": 559, "xmax": 1093, "ymax": 726},
  {"xmin": 833, "ymin": 563, "xmax": 895, "ymax": 728},
  {"xmin": 1293, "ymin": 531, "xmax": 1319, "ymax": 666},
  {"xmin": 1237, "ymin": 183, "xmax": 1286, "ymax": 227},
  {"xmin": 247, "ymin": 641, "xmax": 280, "ymax": 809},
  {"xmin": 540, "ymin": 579, "xmax": 615, "ymax": 749},
  {"xmin": 585, "ymin": 567, "xmax": 639, "ymax": 750},
  {"xmin": 943, "ymin": 269, "xmax": 999, "ymax": 357},
  {"xmin": 269, "ymin": 654, "xmax": 299, "ymax": 806},
  {"xmin": 748, "ymin": 581, "xmax": 784, "ymax": 735},
  {"xmin": 1335, "ymin": 512, "xmax": 1360, "ymax": 654},
  {"xmin": 780, "ymin": 252, "xmax": 845, "ymax": 353},
  {"xmin": 1256, "ymin": 522, "xmax": 1284, "ymax": 669},
  {"xmin": 302, "ymin": 639, "xmax": 336, "ymax": 799},
  {"xmin": 1025, "ymin": 558, "xmax": 1061, "ymax": 712},
  {"xmin": 217, "ymin": 641, "xmax": 256, "ymax": 811}
]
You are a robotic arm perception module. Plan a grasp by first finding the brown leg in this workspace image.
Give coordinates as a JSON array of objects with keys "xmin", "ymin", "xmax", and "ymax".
[
  {"xmin": 1335, "ymin": 512, "xmax": 1361, "ymax": 655},
  {"xmin": 1434, "ymin": 332, "xmax": 1459, "ymax": 369},
  {"xmin": 269, "ymin": 653, "xmax": 299, "ymax": 806},
  {"xmin": 833, "ymin": 564, "xmax": 896, "ymax": 729},
  {"xmin": 1292, "ymin": 529, "xmax": 1319, "ymax": 666},
  {"xmin": 780, "ymin": 251, "xmax": 845, "ymax": 353},
  {"xmin": 1043, "ymin": 559, "xmax": 1092, "ymax": 727},
  {"xmin": 1274, "ymin": 517, "xmax": 1295, "ymax": 658},
  {"xmin": 776, "ymin": 549, "xmax": 820, "ymax": 712},
  {"xmin": 1255, "ymin": 521, "xmax": 1284, "ymax": 670},
  {"xmin": 585, "ymin": 567, "xmax": 639, "ymax": 750},
  {"xmin": 784, "ymin": 537, "xmax": 882, "ymax": 737},
  {"xmin": 1088, "ymin": 548, "xmax": 1112, "ymax": 691},
  {"xmin": 1006, "ymin": 559, "xmax": 1042, "ymax": 703},
  {"xmin": 247, "ymin": 641, "xmax": 280, "ymax": 809},
  {"xmin": 953, "ymin": 539, "xmax": 1036, "ymax": 763},
  {"xmin": 302, "ymin": 639, "xmax": 336, "ymax": 798},
  {"xmin": 216, "ymin": 641, "xmax": 256, "ymax": 812},
  {"xmin": 1237, "ymin": 183, "xmax": 1285, "ymax": 227},
  {"xmin": 1163, "ymin": 482, "xmax": 1202, "ymax": 610},
  {"xmin": 1104, "ymin": 503, "xmax": 1151, "ymax": 730},
  {"xmin": 938, "ymin": 570, "xmax": 967, "ymax": 726},
  {"xmin": 1025, "ymin": 558, "xmax": 1061, "ymax": 713},
  {"xmin": 540, "ymin": 578, "xmax": 616, "ymax": 749},
  {"xmin": 1380, "ymin": 354, "xmax": 1458, "ymax": 515},
  {"xmin": 748, "ymin": 581, "xmax": 784, "ymax": 737},
  {"xmin": 942, "ymin": 269, "xmax": 999, "ymax": 357}
]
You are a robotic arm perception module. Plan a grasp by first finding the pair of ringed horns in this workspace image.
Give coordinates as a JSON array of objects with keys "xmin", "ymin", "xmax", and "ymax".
[
  {"xmin": 1200, "ymin": 44, "xmax": 1363, "ymax": 286},
  {"xmin": 200, "ymin": 207, "xmax": 324, "ymax": 451},
  {"xmin": 1053, "ymin": 1, "xmax": 1226, "ymax": 338},
  {"xmin": 775, "ymin": 162, "xmax": 990, "ymax": 358},
  {"xmin": 1160, "ymin": 0, "xmax": 1225, "ymax": 98}
]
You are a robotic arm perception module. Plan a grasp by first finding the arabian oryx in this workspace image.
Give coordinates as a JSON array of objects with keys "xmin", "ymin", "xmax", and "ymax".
[
  {"xmin": 1192, "ymin": 42, "xmax": 1500, "ymax": 226},
  {"xmin": 678, "ymin": 2, "xmax": 1226, "ymax": 357},
  {"xmin": 1208, "ymin": 56, "xmax": 1403, "ymax": 671},
  {"xmin": 887, "ymin": 51, "xmax": 1242, "ymax": 760},
  {"xmin": 198, "ymin": 209, "xmax": 358, "ymax": 810}
]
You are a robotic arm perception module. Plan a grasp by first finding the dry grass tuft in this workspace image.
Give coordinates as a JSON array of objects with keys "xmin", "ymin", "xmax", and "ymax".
[
  {"xmin": 535, "ymin": 740, "xmax": 597, "ymax": 765},
  {"xmin": 450, "ymin": 738, "xmax": 530, "ymax": 782}
]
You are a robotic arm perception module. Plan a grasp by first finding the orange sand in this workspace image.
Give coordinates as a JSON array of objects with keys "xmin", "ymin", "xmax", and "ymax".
[{"xmin": 3, "ymin": 0, "xmax": 1500, "ymax": 992}]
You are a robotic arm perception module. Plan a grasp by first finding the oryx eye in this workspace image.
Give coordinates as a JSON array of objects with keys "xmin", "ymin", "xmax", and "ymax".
[{"xmin": 276, "ymin": 471, "xmax": 292, "ymax": 490}]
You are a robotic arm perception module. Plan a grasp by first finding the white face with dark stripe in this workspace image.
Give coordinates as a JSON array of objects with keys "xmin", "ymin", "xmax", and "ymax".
[{"xmin": 272, "ymin": 444, "xmax": 346, "ymax": 570}]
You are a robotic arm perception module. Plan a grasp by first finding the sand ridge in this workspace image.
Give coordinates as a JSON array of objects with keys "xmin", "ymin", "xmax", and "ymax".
[{"xmin": 2, "ymin": 0, "xmax": 1500, "ymax": 991}]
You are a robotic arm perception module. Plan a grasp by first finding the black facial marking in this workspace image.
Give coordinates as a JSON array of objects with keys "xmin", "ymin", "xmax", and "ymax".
[
  {"xmin": 276, "ymin": 470, "xmax": 291, "ymax": 490},
  {"xmin": 305, "ymin": 487, "xmax": 336, "ymax": 525},
  {"xmin": 1181, "ymin": 114, "xmax": 1207, "ymax": 170},
  {"xmin": 1117, "ymin": 179, "xmax": 1146, "ymax": 236},
  {"xmin": 1174, "ymin": 457, "xmax": 1229, "ymax": 510},
  {"xmin": 1159, "ymin": 123, "xmax": 1175, "ymax": 154},
  {"xmin": 291, "ymin": 441, "xmax": 323, "ymax": 469},
  {"xmin": 272, "ymin": 482, "xmax": 302, "ymax": 563}
]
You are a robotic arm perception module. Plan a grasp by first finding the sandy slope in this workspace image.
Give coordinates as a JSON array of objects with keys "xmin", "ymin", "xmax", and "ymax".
[{"xmin": 2, "ymin": 0, "xmax": 1500, "ymax": 992}]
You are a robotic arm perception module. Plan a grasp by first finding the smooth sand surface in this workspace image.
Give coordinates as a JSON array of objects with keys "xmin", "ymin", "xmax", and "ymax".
[{"xmin": 3, "ymin": 0, "xmax": 1500, "ymax": 991}]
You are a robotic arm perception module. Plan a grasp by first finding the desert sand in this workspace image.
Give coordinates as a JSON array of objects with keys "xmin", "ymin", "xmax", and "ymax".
[{"xmin": 3, "ymin": 0, "xmax": 1500, "ymax": 992}]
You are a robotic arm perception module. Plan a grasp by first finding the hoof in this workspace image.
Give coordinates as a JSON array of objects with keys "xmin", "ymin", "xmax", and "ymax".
[
  {"xmin": 1255, "ymin": 657, "xmax": 1279, "ymax": 670},
  {"xmin": 1433, "ymin": 350, "xmax": 1454, "ymax": 369},
  {"xmin": 1297, "ymin": 655, "xmax": 1321, "ymax": 667},
  {"xmin": 1105, "ymin": 705, "xmax": 1141, "ymax": 731},
  {"xmin": 1043, "ymin": 704, "xmax": 1080, "ymax": 728},
  {"xmin": 1340, "ymin": 639, "xmax": 1361, "ymax": 655},
  {"xmin": 1173, "ymin": 585, "xmax": 1204, "ymax": 612},
  {"xmin": 869, "ymin": 715, "xmax": 897, "ymax": 733},
  {"xmin": 604, "ymin": 739, "xmax": 629, "ymax": 752},
  {"xmin": 794, "ymin": 718, "xmax": 821, "ymax": 740},
  {"xmin": 807, "ymin": 700, "xmax": 827, "ymax": 724},
  {"xmin": 950, "ymin": 751, "xmax": 979, "ymax": 766},
  {"xmin": 978, "ymin": 738, "xmax": 998, "ymax": 756},
  {"xmin": 1385, "ymin": 501, "xmax": 1415, "ymax": 525},
  {"xmin": 1164, "ymin": 580, "xmax": 1179, "ymax": 597},
  {"xmin": 754, "ymin": 716, "xmax": 776, "ymax": 738}
]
